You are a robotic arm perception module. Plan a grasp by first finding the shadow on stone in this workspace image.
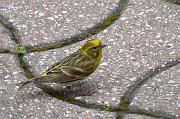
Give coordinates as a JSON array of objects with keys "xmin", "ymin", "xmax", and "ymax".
[
  {"xmin": 58, "ymin": 82, "xmax": 99, "ymax": 97},
  {"xmin": 15, "ymin": 81, "xmax": 99, "ymax": 103}
]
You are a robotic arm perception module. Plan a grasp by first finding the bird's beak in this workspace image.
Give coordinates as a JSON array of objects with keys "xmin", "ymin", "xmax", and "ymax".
[{"xmin": 100, "ymin": 43, "xmax": 107, "ymax": 48}]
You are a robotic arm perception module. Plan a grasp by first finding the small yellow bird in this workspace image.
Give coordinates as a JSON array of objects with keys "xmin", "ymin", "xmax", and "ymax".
[{"xmin": 17, "ymin": 39, "xmax": 107, "ymax": 90}]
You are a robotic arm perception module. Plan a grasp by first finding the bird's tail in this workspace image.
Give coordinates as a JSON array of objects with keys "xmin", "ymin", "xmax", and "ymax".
[
  {"xmin": 16, "ymin": 80, "xmax": 33, "ymax": 90},
  {"xmin": 16, "ymin": 76, "xmax": 46, "ymax": 90}
]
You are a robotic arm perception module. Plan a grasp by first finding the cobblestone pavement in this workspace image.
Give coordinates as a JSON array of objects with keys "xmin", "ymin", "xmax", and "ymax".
[{"xmin": 0, "ymin": 0, "xmax": 180, "ymax": 119}]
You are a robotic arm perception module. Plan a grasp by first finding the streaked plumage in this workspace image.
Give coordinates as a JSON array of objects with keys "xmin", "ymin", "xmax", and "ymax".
[{"xmin": 17, "ymin": 39, "xmax": 106, "ymax": 90}]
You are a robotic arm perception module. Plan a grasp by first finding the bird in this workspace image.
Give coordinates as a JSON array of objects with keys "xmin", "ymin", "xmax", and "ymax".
[{"xmin": 17, "ymin": 39, "xmax": 107, "ymax": 90}]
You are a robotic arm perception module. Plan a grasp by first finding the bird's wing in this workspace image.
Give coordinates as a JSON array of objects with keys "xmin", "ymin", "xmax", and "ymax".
[
  {"xmin": 46, "ymin": 62, "xmax": 62, "ymax": 72},
  {"xmin": 39, "ymin": 66, "xmax": 89, "ymax": 83},
  {"xmin": 40, "ymin": 62, "xmax": 62, "ymax": 76},
  {"xmin": 44, "ymin": 50, "xmax": 81, "ymax": 75},
  {"xmin": 61, "ymin": 65, "xmax": 90, "ymax": 78}
]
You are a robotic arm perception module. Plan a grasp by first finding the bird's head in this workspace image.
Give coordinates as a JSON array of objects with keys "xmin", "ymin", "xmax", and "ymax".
[{"xmin": 80, "ymin": 39, "xmax": 107, "ymax": 58}]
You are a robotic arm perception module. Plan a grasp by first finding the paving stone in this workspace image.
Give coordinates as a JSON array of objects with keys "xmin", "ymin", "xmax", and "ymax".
[
  {"xmin": 0, "ymin": 22, "xmax": 16, "ymax": 52},
  {"xmin": 124, "ymin": 114, "xmax": 156, "ymax": 119},
  {"xmin": 131, "ymin": 64, "xmax": 180, "ymax": 118},
  {"xmin": 0, "ymin": 54, "xmax": 115, "ymax": 119},
  {"xmin": 1, "ymin": 0, "xmax": 180, "ymax": 118},
  {"xmin": 0, "ymin": 54, "xmax": 26, "ymax": 119},
  {"xmin": 96, "ymin": 0, "xmax": 180, "ymax": 105},
  {"xmin": 23, "ymin": 0, "xmax": 180, "ymax": 108},
  {"xmin": 23, "ymin": 40, "xmax": 122, "ymax": 105},
  {"xmin": 23, "ymin": 40, "xmax": 112, "ymax": 104},
  {"xmin": 0, "ymin": 0, "xmax": 119, "ymax": 47}
]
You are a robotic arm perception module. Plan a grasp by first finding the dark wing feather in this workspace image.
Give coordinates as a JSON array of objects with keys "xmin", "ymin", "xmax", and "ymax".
[
  {"xmin": 40, "ymin": 66, "xmax": 88, "ymax": 83},
  {"xmin": 39, "ymin": 50, "xmax": 93, "ymax": 83},
  {"xmin": 61, "ymin": 66, "xmax": 90, "ymax": 78},
  {"xmin": 45, "ymin": 50, "xmax": 81, "ymax": 74},
  {"xmin": 46, "ymin": 62, "xmax": 62, "ymax": 73}
]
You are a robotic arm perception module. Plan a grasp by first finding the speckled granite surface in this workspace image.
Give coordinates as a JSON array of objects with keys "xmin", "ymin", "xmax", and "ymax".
[{"xmin": 0, "ymin": 0, "xmax": 180, "ymax": 119}]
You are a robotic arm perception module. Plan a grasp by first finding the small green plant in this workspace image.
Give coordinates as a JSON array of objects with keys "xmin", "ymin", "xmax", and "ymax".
[{"xmin": 15, "ymin": 44, "xmax": 26, "ymax": 54}]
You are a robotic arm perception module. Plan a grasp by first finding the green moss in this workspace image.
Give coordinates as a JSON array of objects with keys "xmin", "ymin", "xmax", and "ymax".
[
  {"xmin": 95, "ymin": 15, "xmax": 118, "ymax": 33},
  {"xmin": 18, "ymin": 54, "xmax": 34, "ymax": 79},
  {"xmin": 24, "ymin": 71, "xmax": 34, "ymax": 79},
  {"xmin": 164, "ymin": 0, "xmax": 180, "ymax": 4},
  {"xmin": 119, "ymin": 96, "xmax": 130, "ymax": 111},
  {"xmin": 24, "ymin": 2, "xmax": 127, "ymax": 53},
  {"xmin": 97, "ymin": 102, "xmax": 110, "ymax": 111},
  {"xmin": 15, "ymin": 44, "xmax": 26, "ymax": 54},
  {"xmin": 98, "ymin": 104, "xmax": 109, "ymax": 110},
  {"xmin": 26, "ymin": 43, "xmax": 61, "ymax": 52}
]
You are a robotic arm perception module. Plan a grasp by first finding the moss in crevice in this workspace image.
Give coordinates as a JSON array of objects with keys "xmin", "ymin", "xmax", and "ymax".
[
  {"xmin": 24, "ymin": 0, "xmax": 130, "ymax": 52},
  {"xmin": 126, "ymin": 105, "xmax": 178, "ymax": 119},
  {"xmin": 0, "ymin": 13, "xmax": 21, "ymax": 44},
  {"xmin": 119, "ymin": 96, "xmax": 130, "ymax": 111},
  {"xmin": 0, "ymin": 0, "xmax": 179, "ymax": 118},
  {"xmin": 34, "ymin": 82, "xmax": 119, "ymax": 112},
  {"xmin": 25, "ymin": 43, "xmax": 61, "ymax": 52},
  {"xmin": 0, "ymin": 49, "xmax": 12, "ymax": 53},
  {"xmin": 15, "ymin": 44, "xmax": 26, "ymax": 54},
  {"xmin": 17, "ymin": 54, "xmax": 34, "ymax": 79},
  {"xmin": 118, "ymin": 58, "xmax": 180, "ymax": 118},
  {"xmin": 164, "ymin": 0, "xmax": 180, "ymax": 5}
]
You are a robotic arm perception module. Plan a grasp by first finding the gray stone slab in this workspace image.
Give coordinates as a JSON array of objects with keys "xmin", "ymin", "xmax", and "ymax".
[
  {"xmin": 23, "ymin": 0, "xmax": 180, "ymax": 109},
  {"xmin": 0, "ymin": 54, "xmax": 25, "ymax": 119},
  {"xmin": 0, "ymin": 0, "xmax": 119, "ymax": 47},
  {"xmin": 96, "ymin": 0, "xmax": 180, "ymax": 104},
  {"xmin": 0, "ymin": 22, "xmax": 16, "ymax": 52},
  {"xmin": 1, "ymin": 0, "xmax": 180, "ymax": 118},
  {"xmin": 0, "ymin": 54, "xmax": 115, "ymax": 119},
  {"xmin": 23, "ymin": 40, "xmax": 122, "ymax": 105},
  {"xmin": 23, "ymin": 41, "xmax": 113, "ymax": 105},
  {"xmin": 95, "ymin": 0, "xmax": 180, "ymax": 117},
  {"xmin": 131, "ymin": 64, "xmax": 180, "ymax": 117},
  {"xmin": 124, "ymin": 114, "xmax": 156, "ymax": 119}
]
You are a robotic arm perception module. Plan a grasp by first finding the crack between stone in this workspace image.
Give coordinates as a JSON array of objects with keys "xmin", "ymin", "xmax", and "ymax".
[
  {"xmin": 16, "ymin": 52, "xmax": 180, "ymax": 119},
  {"xmin": 117, "ymin": 58, "xmax": 180, "ymax": 119},
  {"xmin": 0, "ymin": 48, "xmax": 13, "ymax": 54},
  {"xmin": 0, "ymin": 0, "xmax": 131, "ymax": 117},
  {"xmin": 0, "ymin": 0, "xmax": 129, "ymax": 53},
  {"xmin": 33, "ymin": 82, "xmax": 180, "ymax": 119},
  {"xmin": 126, "ymin": 105, "xmax": 179, "ymax": 119},
  {"xmin": 24, "ymin": 0, "xmax": 130, "ymax": 52},
  {"xmin": 0, "ymin": 0, "xmax": 179, "ymax": 118},
  {"xmin": 164, "ymin": 0, "xmax": 180, "ymax": 5},
  {"xmin": 17, "ymin": 54, "xmax": 34, "ymax": 79},
  {"xmin": 0, "ymin": 13, "xmax": 21, "ymax": 44},
  {"xmin": 116, "ymin": 1, "xmax": 180, "ymax": 118}
]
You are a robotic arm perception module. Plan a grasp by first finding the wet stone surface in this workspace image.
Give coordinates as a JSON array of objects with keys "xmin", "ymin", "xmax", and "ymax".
[{"xmin": 0, "ymin": 0, "xmax": 119, "ymax": 47}]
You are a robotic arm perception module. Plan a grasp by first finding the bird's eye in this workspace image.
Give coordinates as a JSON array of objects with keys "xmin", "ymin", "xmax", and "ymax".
[{"xmin": 92, "ymin": 47, "xmax": 98, "ymax": 50}]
